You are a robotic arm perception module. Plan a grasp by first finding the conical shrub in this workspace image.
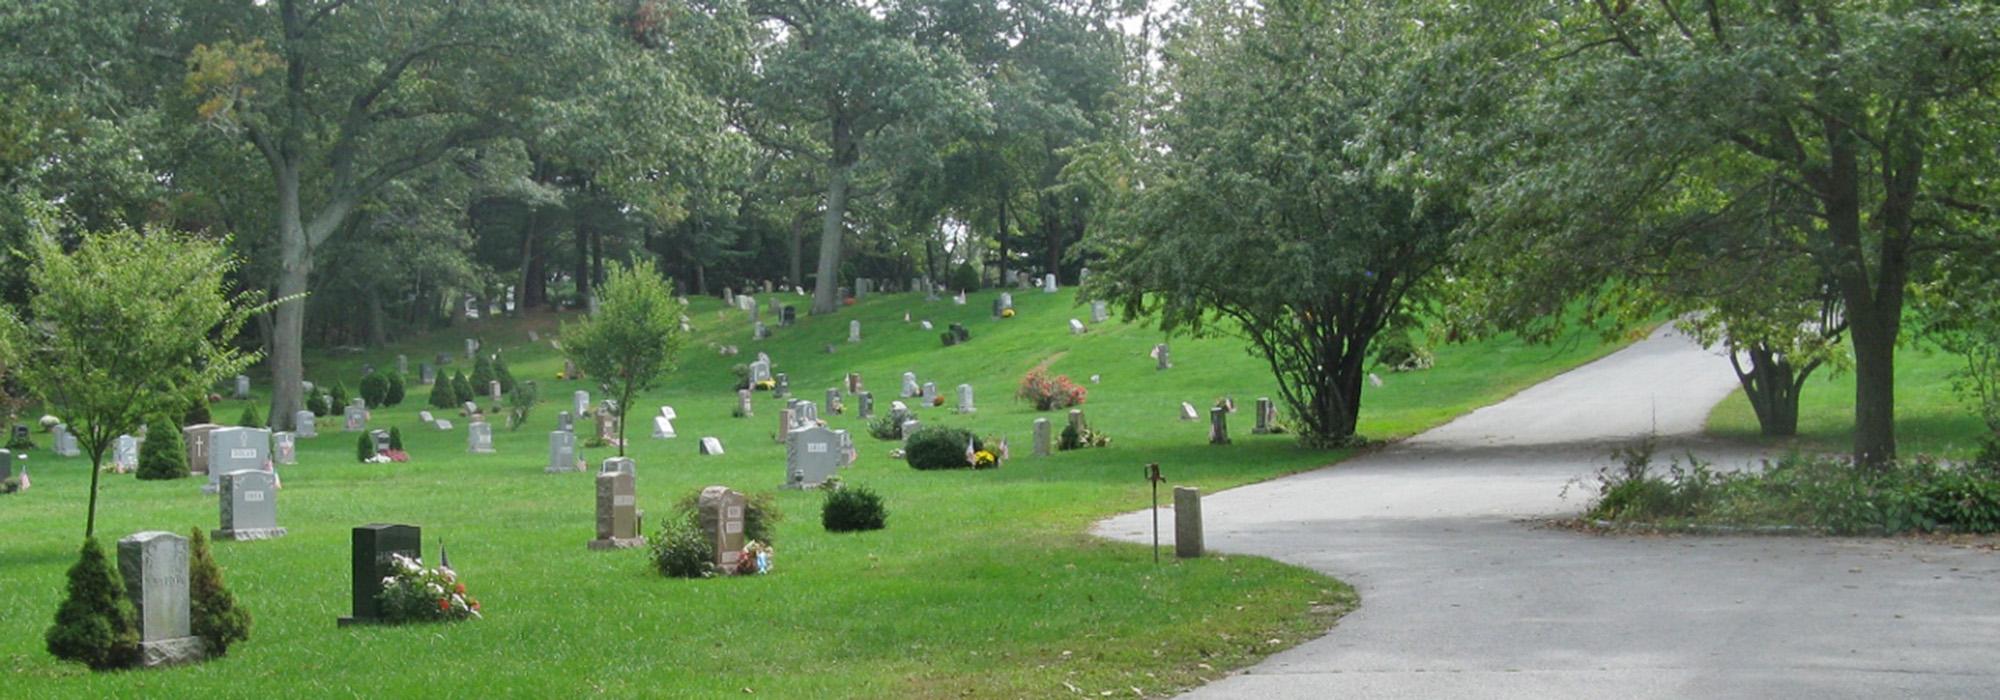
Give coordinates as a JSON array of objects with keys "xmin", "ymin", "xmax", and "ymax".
[
  {"xmin": 188, "ymin": 529, "xmax": 250, "ymax": 655},
  {"xmin": 136, "ymin": 417, "xmax": 190, "ymax": 480},
  {"xmin": 44, "ymin": 537, "xmax": 137, "ymax": 670}
]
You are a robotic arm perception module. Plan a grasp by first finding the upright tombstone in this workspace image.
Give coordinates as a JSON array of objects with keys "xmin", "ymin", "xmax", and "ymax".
[
  {"xmin": 601, "ymin": 456, "xmax": 636, "ymax": 479},
  {"xmin": 205, "ymin": 427, "xmax": 271, "ymax": 494},
  {"xmin": 468, "ymin": 421, "xmax": 495, "ymax": 453},
  {"xmin": 901, "ymin": 372, "xmax": 919, "ymax": 398},
  {"xmin": 573, "ymin": 391, "xmax": 590, "ymax": 420},
  {"xmin": 1068, "ymin": 409, "xmax": 1087, "ymax": 439},
  {"xmin": 1070, "ymin": 319, "xmax": 1087, "ymax": 335},
  {"xmin": 992, "ymin": 298, "xmax": 1007, "ymax": 319},
  {"xmin": 52, "ymin": 425, "xmax": 80, "ymax": 457},
  {"xmin": 563, "ymin": 358, "xmax": 581, "ymax": 380},
  {"xmin": 557, "ymin": 410, "xmax": 574, "ymax": 433},
  {"xmin": 783, "ymin": 425, "xmax": 847, "ymax": 489},
  {"xmin": 182, "ymin": 424, "xmax": 220, "ymax": 475},
  {"xmin": 1174, "ymin": 487, "xmax": 1204, "ymax": 558},
  {"xmin": 956, "ymin": 384, "xmax": 975, "ymax": 414},
  {"xmin": 753, "ymin": 321, "xmax": 770, "ymax": 340},
  {"xmin": 294, "ymin": 410, "xmax": 318, "ymax": 438},
  {"xmin": 1253, "ymin": 397, "xmax": 1275, "ymax": 434},
  {"xmin": 1209, "ymin": 407, "xmax": 1231, "ymax": 445},
  {"xmin": 921, "ymin": 382, "xmax": 937, "ymax": 404},
  {"xmin": 999, "ymin": 292, "xmax": 1014, "ymax": 311},
  {"xmin": 488, "ymin": 381, "xmax": 502, "ymax": 403},
  {"xmin": 214, "ymin": 469, "xmax": 285, "ymax": 540},
  {"xmin": 1092, "ymin": 300, "xmax": 1109, "ymax": 324},
  {"xmin": 464, "ymin": 338, "xmax": 479, "ymax": 359},
  {"xmin": 848, "ymin": 320, "xmax": 862, "ymax": 343},
  {"xmin": 595, "ymin": 409, "xmax": 621, "ymax": 447},
  {"xmin": 339, "ymin": 524, "xmax": 421, "ymax": 626},
  {"xmin": 546, "ymin": 431, "xmax": 579, "ymax": 473},
  {"xmin": 273, "ymin": 431, "xmax": 296, "ymax": 465},
  {"xmin": 117, "ymin": 531, "xmax": 205, "ymax": 667},
  {"xmin": 587, "ymin": 470, "xmax": 645, "ymax": 550},
  {"xmin": 370, "ymin": 429, "xmax": 392, "ymax": 455},
  {"xmin": 748, "ymin": 359, "xmax": 773, "ymax": 385},
  {"xmin": 112, "ymin": 435, "xmax": 141, "ymax": 472},
  {"xmin": 1033, "ymin": 418, "xmax": 1052, "ymax": 457},
  {"xmin": 1043, "ymin": 273, "xmax": 1058, "ymax": 293},
  {"xmin": 697, "ymin": 487, "xmax": 748, "ymax": 573},
  {"xmin": 419, "ymin": 363, "xmax": 436, "ymax": 386},
  {"xmin": 899, "ymin": 419, "xmax": 921, "ymax": 441},
  {"xmin": 397, "ymin": 354, "xmax": 409, "ymax": 376},
  {"xmin": 343, "ymin": 402, "xmax": 367, "ymax": 432},
  {"xmin": 846, "ymin": 372, "xmax": 863, "ymax": 394},
  {"xmin": 736, "ymin": 389, "xmax": 754, "ymax": 417},
  {"xmin": 781, "ymin": 305, "xmax": 797, "ymax": 327},
  {"xmin": 858, "ymin": 391, "xmax": 874, "ymax": 419},
  {"xmin": 233, "ymin": 375, "xmax": 251, "ymax": 400},
  {"xmin": 777, "ymin": 409, "xmax": 795, "ymax": 442},
  {"xmin": 774, "ymin": 373, "xmax": 790, "ymax": 398},
  {"xmin": 1155, "ymin": 343, "xmax": 1172, "ymax": 370}
]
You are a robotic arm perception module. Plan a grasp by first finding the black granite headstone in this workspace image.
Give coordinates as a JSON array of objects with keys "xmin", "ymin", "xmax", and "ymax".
[{"xmin": 340, "ymin": 523, "xmax": 421, "ymax": 626}]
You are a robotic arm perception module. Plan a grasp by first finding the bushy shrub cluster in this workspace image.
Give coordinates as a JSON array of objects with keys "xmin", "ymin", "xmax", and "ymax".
[
  {"xmin": 136, "ymin": 417, "xmax": 188, "ymax": 480},
  {"xmin": 904, "ymin": 425, "xmax": 982, "ymax": 470},
  {"xmin": 44, "ymin": 538, "xmax": 136, "ymax": 670},
  {"xmin": 1016, "ymin": 370, "xmax": 1087, "ymax": 411},
  {"xmin": 822, "ymin": 484, "xmax": 888, "ymax": 532},
  {"xmin": 359, "ymin": 373, "xmax": 389, "ymax": 408},
  {"xmin": 188, "ymin": 529, "xmax": 251, "ymax": 655},
  {"xmin": 183, "ymin": 395, "xmax": 211, "ymax": 426},
  {"xmin": 649, "ymin": 519, "xmax": 715, "ymax": 579},
  {"xmin": 866, "ymin": 413, "xmax": 904, "ymax": 441},
  {"xmin": 384, "ymin": 372, "xmax": 406, "ymax": 407},
  {"xmin": 236, "ymin": 405, "xmax": 263, "ymax": 428}
]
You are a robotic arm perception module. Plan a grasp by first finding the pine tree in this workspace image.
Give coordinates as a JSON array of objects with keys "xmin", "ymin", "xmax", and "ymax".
[
  {"xmin": 493, "ymin": 354, "xmax": 516, "ymax": 394},
  {"xmin": 450, "ymin": 371, "xmax": 473, "ymax": 406},
  {"xmin": 330, "ymin": 382, "xmax": 350, "ymax": 412},
  {"xmin": 388, "ymin": 426, "xmax": 404, "ymax": 451},
  {"xmin": 427, "ymin": 373, "xmax": 457, "ymax": 409},
  {"xmin": 384, "ymin": 372, "xmax": 406, "ymax": 407},
  {"xmin": 236, "ymin": 405, "xmax": 263, "ymax": 428},
  {"xmin": 469, "ymin": 355, "xmax": 494, "ymax": 395},
  {"xmin": 182, "ymin": 395, "xmax": 211, "ymax": 426},
  {"xmin": 357, "ymin": 433, "xmax": 375, "ymax": 462},
  {"xmin": 44, "ymin": 537, "xmax": 137, "ymax": 670},
  {"xmin": 188, "ymin": 529, "xmax": 251, "ymax": 656},
  {"xmin": 136, "ymin": 418, "xmax": 189, "ymax": 480}
]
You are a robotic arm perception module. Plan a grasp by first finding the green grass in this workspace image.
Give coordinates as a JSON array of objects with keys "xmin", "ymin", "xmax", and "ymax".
[
  {"xmin": 1706, "ymin": 343, "xmax": 1989, "ymax": 459},
  {"xmin": 1, "ymin": 289, "xmax": 1629, "ymax": 698}
]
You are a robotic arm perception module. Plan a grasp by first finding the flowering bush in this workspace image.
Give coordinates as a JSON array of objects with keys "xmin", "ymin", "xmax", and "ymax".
[
  {"xmin": 1016, "ymin": 370, "xmax": 1088, "ymax": 411},
  {"xmin": 376, "ymin": 554, "xmax": 481, "ymax": 623}
]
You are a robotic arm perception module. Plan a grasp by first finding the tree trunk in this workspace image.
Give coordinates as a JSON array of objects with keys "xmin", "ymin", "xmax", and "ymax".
[
  {"xmin": 518, "ymin": 209, "xmax": 544, "ymax": 310},
  {"xmin": 811, "ymin": 115, "xmax": 856, "ymax": 315},
  {"xmin": 789, "ymin": 210, "xmax": 808, "ymax": 288},
  {"xmin": 1849, "ymin": 311, "xmax": 1899, "ymax": 464},
  {"xmin": 364, "ymin": 287, "xmax": 388, "ymax": 347},
  {"xmin": 573, "ymin": 205, "xmax": 592, "ymax": 305},
  {"xmin": 267, "ymin": 164, "xmax": 310, "ymax": 432},
  {"xmin": 695, "ymin": 263, "xmax": 707, "ymax": 296},
  {"xmin": 1731, "ymin": 344, "xmax": 1803, "ymax": 437},
  {"xmin": 995, "ymin": 177, "xmax": 1010, "ymax": 286}
]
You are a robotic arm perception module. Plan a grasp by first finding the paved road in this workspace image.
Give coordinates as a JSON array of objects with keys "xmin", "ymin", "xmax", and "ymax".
[{"xmin": 1096, "ymin": 326, "xmax": 2000, "ymax": 699}]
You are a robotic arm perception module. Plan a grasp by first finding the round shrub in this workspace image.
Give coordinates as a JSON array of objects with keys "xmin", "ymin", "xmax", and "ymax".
[
  {"xmin": 329, "ymin": 382, "xmax": 350, "ymax": 412},
  {"xmin": 44, "ymin": 537, "xmax": 137, "ymax": 670},
  {"xmin": 359, "ymin": 373, "xmax": 388, "ymax": 408},
  {"xmin": 950, "ymin": 260, "xmax": 980, "ymax": 292},
  {"xmin": 866, "ymin": 414, "xmax": 903, "ymax": 441},
  {"xmin": 649, "ymin": 519, "xmax": 715, "ymax": 579},
  {"xmin": 822, "ymin": 485, "xmax": 888, "ymax": 532},
  {"xmin": 904, "ymin": 425, "xmax": 982, "ymax": 470},
  {"xmin": 136, "ymin": 418, "xmax": 189, "ymax": 480},
  {"xmin": 384, "ymin": 372, "xmax": 406, "ymax": 407},
  {"xmin": 469, "ymin": 355, "xmax": 494, "ymax": 395}
]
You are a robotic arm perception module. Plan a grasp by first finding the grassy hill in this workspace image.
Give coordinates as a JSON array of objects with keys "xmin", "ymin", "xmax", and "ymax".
[{"xmin": 0, "ymin": 287, "xmax": 1629, "ymax": 698}]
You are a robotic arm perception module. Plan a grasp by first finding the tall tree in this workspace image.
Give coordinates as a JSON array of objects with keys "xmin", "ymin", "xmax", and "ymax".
[{"xmin": 561, "ymin": 259, "xmax": 687, "ymax": 456}]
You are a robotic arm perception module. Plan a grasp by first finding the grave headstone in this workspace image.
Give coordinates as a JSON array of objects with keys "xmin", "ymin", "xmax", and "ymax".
[
  {"xmin": 954, "ymin": 291, "xmax": 966, "ymax": 305},
  {"xmin": 992, "ymin": 298, "xmax": 1006, "ymax": 318},
  {"xmin": 433, "ymin": 419, "xmax": 453, "ymax": 431},
  {"xmin": 1092, "ymin": 300, "xmax": 1109, "ymax": 324},
  {"xmin": 112, "ymin": 435, "xmax": 140, "ymax": 472},
  {"xmin": 601, "ymin": 456, "xmax": 636, "ymax": 478},
  {"xmin": 956, "ymin": 384, "xmax": 975, "ymax": 414},
  {"xmin": 52, "ymin": 424, "xmax": 80, "ymax": 457},
  {"xmin": 420, "ymin": 410, "xmax": 435, "ymax": 423},
  {"xmin": 546, "ymin": 431, "xmax": 579, "ymax": 473},
  {"xmin": 698, "ymin": 487, "xmax": 748, "ymax": 572},
  {"xmin": 397, "ymin": 354, "xmax": 409, "ymax": 376},
  {"xmin": 1068, "ymin": 409, "xmax": 1087, "ymax": 438},
  {"xmin": 825, "ymin": 388, "xmax": 843, "ymax": 414},
  {"xmin": 1033, "ymin": 418, "xmax": 1051, "ymax": 457},
  {"xmin": 468, "ymin": 421, "xmax": 495, "ymax": 453},
  {"xmin": 573, "ymin": 391, "xmax": 590, "ymax": 420},
  {"xmin": 595, "ymin": 409, "xmax": 621, "ymax": 447},
  {"xmin": 215, "ymin": 469, "xmax": 285, "ymax": 540},
  {"xmin": 660, "ymin": 406, "xmax": 677, "ymax": 420},
  {"xmin": 343, "ymin": 403, "xmax": 367, "ymax": 432},
  {"xmin": 339, "ymin": 524, "xmax": 420, "ymax": 626},
  {"xmin": 849, "ymin": 320, "xmax": 861, "ymax": 343},
  {"xmin": 488, "ymin": 380, "xmax": 502, "ymax": 403},
  {"xmin": 846, "ymin": 372, "xmax": 863, "ymax": 394},
  {"xmin": 777, "ymin": 409, "xmax": 795, "ymax": 442},
  {"xmin": 182, "ymin": 424, "xmax": 220, "ymax": 475},
  {"xmin": 1209, "ymin": 407, "xmax": 1231, "ymax": 445},
  {"xmin": 920, "ymin": 320, "xmax": 933, "ymax": 330},
  {"xmin": 233, "ymin": 375, "xmax": 251, "ymax": 400},
  {"xmin": 774, "ymin": 373, "xmax": 790, "ymax": 398},
  {"xmin": 699, "ymin": 437, "xmax": 725, "ymax": 455},
  {"xmin": 273, "ymin": 431, "xmax": 296, "ymax": 465},
  {"xmin": 1175, "ymin": 487, "xmax": 1204, "ymax": 558},
  {"xmin": 1155, "ymin": 343, "xmax": 1172, "ymax": 370},
  {"xmin": 200, "ymin": 428, "xmax": 273, "ymax": 492},
  {"xmin": 462, "ymin": 400, "xmax": 479, "ymax": 417},
  {"xmin": 1000, "ymin": 292, "xmax": 1013, "ymax": 311},
  {"xmin": 1043, "ymin": 273, "xmax": 1058, "ymax": 293},
  {"xmin": 652, "ymin": 415, "xmax": 676, "ymax": 439},
  {"xmin": 1254, "ymin": 397, "xmax": 1275, "ymax": 434},
  {"xmin": 783, "ymin": 425, "xmax": 847, "ymax": 489},
  {"xmin": 921, "ymin": 382, "xmax": 937, "ymax": 403},
  {"xmin": 118, "ymin": 531, "xmax": 204, "ymax": 666},
  {"xmin": 420, "ymin": 363, "xmax": 436, "ymax": 385},
  {"xmin": 588, "ymin": 471, "xmax": 645, "ymax": 550},
  {"xmin": 858, "ymin": 391, "xmax": 874, "ymax": 419},
  {"xmin": 781, "ymin": 305, "xmax": 797, "ymax": 327},
  {"xmin": 950, "ymin": 323, "xmax": 970, "ymax": 343},
  {"xmin": 901, "ymin": 372, "xmax": 919, "ymax": 397},
  {"xmin": 749, "ymin": 359, "xmax": 772, "ymax": 385},
  {"xmin": 1070, "ymin": 319, "xmax": 1087, "ymax": 335},
  {"xmin": 557, "ymin": 410, "xmax": 574, "ymax": 433},
  {"xmin": 1180, "ymin": 402, "xmax": 1199, "ymax": 421},
  {"xmin": 370, "ymin": 429, "xmax": 392, "ymax": 455},
  {"xmin": 465, "ymin": 338, "xmax": 478, "ymax": 359},
  {"xmin": 900, "ymin": 419, "xmax": 921, "ymax": 440},
  {"xmin": 563, "ymin": 358, "xmax": 580, "ymax": 379},
  {"xmin": 294, "ymin": 411, "xmax": 317, "ymax": 438}
]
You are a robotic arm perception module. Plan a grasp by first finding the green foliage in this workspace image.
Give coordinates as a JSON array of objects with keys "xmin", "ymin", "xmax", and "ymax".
[
  {"xmin": 950, "ymin": 261, "xmax": 980, "ymax": 292},
  {"xmin": 384, "ymin": 372, "xmax": 406, "ymax": 407},
  {"xmin": 1373, "ymin": 328, "xmax": 1434, "ymax": 373},
  {"xmin": 904, "ymin": 426, "xmax": 982, "ymax": 470},
  {"xmin": 388, "ymin": 427, "xmax": 404, "ymax": 452},
  {"xmin": 450, "ymin": 372, "xmax": 473, "ymax": 407},
  {"xmin": 44, "ymin": 537, "xmax": 136, "ymax": 670},
  {"xmin": 359, "ymin": 373, "xmax": 388, "ymax": 408},
  {"xmin": 183, "ymin": 396, "xmax": 212, "ymax": 427},
  {"xmin": 7, "ymin": 218, "xmax": 263, "ymax": 536},
  {"xmin": 821, "ymin": 484, "xmax": 887, "ymax": 533},
  {"xmin": 671, "ymin": 489, "xmax": 782, "ymax": 546},
  {"xmin": 236, "ymin": 404, "xmax": 263, "ymax": 428},
  {"xmin": 136, "ymin": 418, "xmax": 188, "ymax": 480},
  {"xmin": 649, "ymin": 519, "xmax": 715, "ymax": 579},
  {"xmin": 560, "ymin": 260, "xmax": 687, "ymax": 456},
  {"xmin": 866, "ymin": 413, "xmax": 903, "ymax": 441},
  {"xmin": 492, "ymin": 355, "xmax": 516, "ymax": 394},
  {"xmin": 356, "ymin": 433, "xmax": 375, "ymax": 463},
  {"xmin": 188, "ymin": 529, "xmax": 250, "ymax": 656},
  {"xmin": 469, "ymin": 355, "xmax": 494, "ymax": 395},
  {"xmin": 506, "ymin": 380, "xmax": 538, "ymax": 431},
  {"xmin": 1058, "ymin": 419, "xmax": 1109, "ymax": 451},
  {"xmin": 7, "ymin": 425, "xmax": 33, "ymax": 450},
  {"xmin": 309, "ymin": 390, "xmax": 332, "ymax": 417},
  {"xmin": 330, "ymin": 382, "xmax": 351, "ymax": 413},
  {"xmin": 428, "ymin": 373, "xmax": 458, "ymax": 409}
]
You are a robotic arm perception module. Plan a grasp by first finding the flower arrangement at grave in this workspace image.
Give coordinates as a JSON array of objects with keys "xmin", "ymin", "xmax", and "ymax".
[
  {"xmin": 735, "ymin": 541, "xmax": 775, "ymax": 574},
  {"xmin": 755, "ymin": 379, "xmax": 776, "ymax": 392},
  {"xmin": 1016, "ymin": 370, "xmax": 1087, "ymax": 411},
  {"xmin": 971, "ymin": 449, "xmax": 999, "ymax": 469},
  {"xmin": 39, "ymin": 415, "xmax": 59, "ymax": 431},
  {"xmin": 931, "ymin": 395, "xmax": 945, "ymax": 407},
  {"xmin": 1000, "ymin": 308, "xmax": 1015, "ymax": 318},
  {"xmin": 375, "ymin": 553, "xmax": 481, "ymax": 623},
  {"xmin": 1058, "ymin": 421, "xmax": 1111, "ymax": 451}
]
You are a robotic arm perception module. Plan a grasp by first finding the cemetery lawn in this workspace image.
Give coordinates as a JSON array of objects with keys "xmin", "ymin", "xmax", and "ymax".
[
  {"xmin": 1, "ymin": 290, "xmax": 1630, "ymax": 698},
  {"xmin": 1706, "ymin": 342, "xmax": 1987, "ymax": 460}
]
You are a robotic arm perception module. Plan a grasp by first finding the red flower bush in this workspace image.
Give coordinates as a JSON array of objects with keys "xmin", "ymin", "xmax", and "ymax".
[{"xmin": 1017, "ymin": 370, "xmax": 1087, "ymax": 411}]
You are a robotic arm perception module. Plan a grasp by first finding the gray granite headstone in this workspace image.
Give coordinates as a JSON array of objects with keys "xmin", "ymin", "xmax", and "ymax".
[
  {"xmin": 371, "ymin": 429, "xmax": 392, "ymax": 455},
  {"xmin": 1175, "ymin": 487, "xmax": 1204, "ymax": 558},
  {"xmin": 774, "ymin": 372, "xmax": 790, "ymax": 398},
  {"xmin": 397, "ymin": 354, "xmax": 409, "ymax": 376},
  {"xmin": 112, "ymin": 435, "xmax": 140, "ymax": 471},
  {"xmin": 956, "ymin": 384, "xmax": 975, "ymax": 414},
  {"xmin": 488, "ymin": 380, "xmax": 502, "ymax": 402},
  {"xmin": 215, "ymin": 469, "xmax": 285, "ymax": 540},
  {"xmin": 118, "ymin": 531, "xmax": 204, "ymax": 666},
  {"xmin": 572, "ymin": 391, "xmax": 590, "ymax": 420},
  {"xmin": 849, "ymin": 320, "xmax": 861, "ymax": 343},
  {"xmin": 1254, "ymin": 397, "xmax": 1275, "ymax": 434},
  {"xmin": 343, "ymin": 404, "xmax": 367, "ymax": 432},
  {"xmin": 420, "ymin": 363, "xmax": 435, "ymax": 385},
  {"xmin": 205, "ymin": 427, "xmax": 270, "ymax": 494},
  {"xmin": 1092, "ymin": 300, "xmax": 1109, "ymax": 324},
  {"xmin": 294, "ymin": 410, "xmax": 317, "ymax": 438},
  {"xmin": 783, "ymin": 425, "xmax": 847, "ymax": 489},
  {"xmin": 846, "ymin": 372, "xmax": 863, "ymax": 394},
  {"xmin": 233, "ymin": 375, "xmax": 251, "ymax": 400},
  {"xmin": 921, "ymin": 382, "xmax": 937, "ymax": 404},
  {"xmin": 340, "ymin": 524, "xmax": 419, "ymax": 626},
  {"xmin": 588, "ymin": 471, "xmax": 644, "ymax": 550},
  {"xmin": 420, "ymin": 410, "xmax": 435, "ymax": 423},
  {"xmin": 901, "ymin": 372, "xmax": 919, "ymax": 397},
  {"xmin": 737, "ymin": 389, "xmax": 753, "ymax": 417},
  {"xmin": 858, "ymin": 391, "xmax": 874, "ymax": 419},
  {"xmin": 546, "ymin": 431, "xmax": 579, "ymax": 473},
  {"xmin": 1033, "ymin": 418, "xmax": 1051, "ymax": 457},
  {"xmin": 1155, "ymin": 343, "xmax": 1172, "ymax": 370},
  {"xmin": 652, "ymin": 415, "xmax": 676, "ymax": 439},
  {"xmin": 52, "ymin": 425, "xmax": 80, "ymax": 457},
  {"xmin": 468, "ymin": 421, "xmax": 494, "ymax": 453},
  {"xmin": 1181, "ymin": 402, "xmax": 1199, "ymax": 421},
  {"xmin": 1043, "ymin": 273, "xmax": 1058, "ymax": 293},
  {"xmin": 273, "ymin": 431, "xmax": 296, "ymax": 465},
  {"xmin": 557, "ymin": 410, "xmax": 574, "ymax": 433},
  {"xmin": 1209, "ymin": 407, "xmax": 1231, "ymax": 445},
  {"xmin": 699, "ymin": 437, "xmax": 724, "ymax": 455},
  {"xmin": 465, "ymin": 338, "xmax": 478, "ymax": 359}
]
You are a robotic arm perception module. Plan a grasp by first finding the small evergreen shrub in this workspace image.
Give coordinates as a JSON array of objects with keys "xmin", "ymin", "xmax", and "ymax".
[
  {"xmin": 384, "ymin": 372, "xmax": 406, "ymax": 407},
  {"xmin": 183, "ymin": 395, "xmax": 212, "ymax": 426},
  {"xmin": 671, "ymin": 490, "xmax": 782, "ymax": 545},
  {"xmin": 188, "ymin": 529, "xmax": 250, "ymax": 656},
  {"xmin": 469, "ymin": 355, "xmax": 494, "ymax": 394},
  {"xmin": 866, "ymin": 414, "xmax": 903, "ymax": 441},
  {"xmin": 493, "ymin": 354, "xmax": 516, "ymax": 394},
  {"xmin": 388, "ymin": 426, "xmax": 404, "ymax": 451},
  {"xmin": 450, "ymin": 371, "xmax": 473, "ymax": 406},
  {"xmin": 428, "ymin": 373, "xmax": 457, "ymax": 409},
  {"xmin": 822, "ymin": 485, "xmax": 888, "ymax": 532},
  {"xmin": 330, "ymin": 382, "xmax": 350, "ymax": 412},
  {"xmin": 236, "ymin": 405, "xmax": 263, "ymax": 428},
  {"xmin": 950, "ymin": 261, "xmax": 980, "ymax": 292},
  {"xmin": 136, "ymin": 417, "xmax": 189, "ymax": 480},
  {"xmin": 904, "ymin": 425, "xmax": 982, "ymax": 470},
  {"xmin": 359, "ymin": 373, "xmax": 388, "ymax": 408},
  {"xmin": 309, "ymin": 390, "xmax": 332, "ymax": 417},
  {"xmin": 649, "ymin": 519, "xmax": 716, "ymax": 579},
  {"xmin": 44, "ymin": 538, "xmax": 137, "ymax": 670},
  {"xmin": 357, "ymin": 433, "xmax": 376, "ymax": 463},
  {"xmin": 507, "ymin": 380, "xmax": 538, "ymax": 430}
]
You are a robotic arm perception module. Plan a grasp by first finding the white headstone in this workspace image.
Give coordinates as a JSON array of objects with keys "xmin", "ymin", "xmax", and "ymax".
[
  {"xmin": 652, "ymin": 416, "xmax": 677, "ymax": 439},
  {"xmin": 467, "ymin": 421, "xmax": 493, "ymax": 453},
  {"xmin": 849, "ymin": 320, "xmax": 862, "ymax": 343},
  {"xmin": 1180, "ymin": 402, "xmax": 1199, "ymax": 421},
  {"xmin": 1091, "ymin": 300, "xmax": 1109, "ymax": 324},
  {"xmin": 901, "ymin": 372, "xmax": 919, "ymax": 398},
  {"xmin": 956, "ymin": 384, "xmax": 975, "ymax": 414},
  {"xmin": 699, "ymin": 437, "xmax": 725, "ymax": 455},
  {"xmin": 1043, "ymin": 273, "xmax": 1058, "ymax": 293},
  {"xmin": 1070, "ymin": 319, "xmax": 1086, "ymax": 335}
]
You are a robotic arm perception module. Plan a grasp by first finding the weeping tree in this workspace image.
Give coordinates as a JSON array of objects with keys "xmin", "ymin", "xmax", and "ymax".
[
  {"xmin": 1086, "ymin": 0, "xmax": 1464, "ymax": 447},
  {"xmin": 6, "ymin": 211, "xmax": 265, "ymax": 537}
]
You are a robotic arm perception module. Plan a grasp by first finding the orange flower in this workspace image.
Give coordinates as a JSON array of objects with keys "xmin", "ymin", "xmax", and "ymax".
[
  {"xmin": 437, "ymin": 598, "xmax": 451, "ymax": 612},
  {"xmin": 455, "ymin": 582, "xmax": 466, "ymax": 594}
]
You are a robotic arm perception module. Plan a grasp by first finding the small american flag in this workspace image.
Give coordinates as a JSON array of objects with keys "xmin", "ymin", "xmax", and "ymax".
[{"xmin": 965, "ymin": 438, "xmax": 978, "ymax": 466}]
